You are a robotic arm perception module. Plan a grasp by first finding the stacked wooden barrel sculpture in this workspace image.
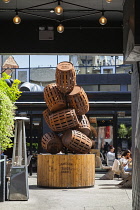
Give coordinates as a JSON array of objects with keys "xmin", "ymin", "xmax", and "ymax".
[{"xmin": 42, "ymin": 61, "xmax": 93, "ymax": 154}]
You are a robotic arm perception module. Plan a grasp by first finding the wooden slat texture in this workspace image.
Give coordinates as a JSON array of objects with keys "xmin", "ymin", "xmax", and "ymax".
[
  {"xmin": 37, "ymin": 154, "xmax": 95, "ymax": 188},
  {"xmin": 56, "ymin": 62, "xmax": 76, "ymax": 94},
  {"xmin": 62, "ymin": 130, "xmax": 92, "ymax": 154},
  {"xmin": 41, "ymin": 132, "xmax": 63, "ymax": 154},
  {"xmin": 48, "ymin": 109, "xmax": 80, "ymax": 132},
  {"xmin": 44, "ymin": 83, "xmax": 67, "ymax": 112},
  {"xmin": 67, "ymin": 85, "xmax": 89, "ymax": 115},
  {"xmin": 77, "ymin": 115, "xmax": 91, "ymax": 137}
]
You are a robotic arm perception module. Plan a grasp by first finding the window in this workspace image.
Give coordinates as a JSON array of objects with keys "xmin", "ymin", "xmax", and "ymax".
[
  {"xmin": 30, "ymin": 55, "xmax": 57, "ymax": 67},
  {"xmin": 116, "ymin": 56, "xmax": 123, "ymax": 65},
  {"xmin": 101, "ymin": 66, "xmax": 115, "ymax": 74},
  {"xmin": 82, "ymin": 85, "xmax": 98, "ymax": 91},
  {"xmin": 100, "ymin": 85, "xmax": 120, "ymax": 91},
  {"xmin": 58, "ymin": 55, "xmax": 69, "ymax": 63},
  {"xmin": 16, "ymin": 69, "xmax": 29, "ymax": 82},
  {"xmin": 128, "ymin": 85, "xmax": 131, "ymax": 91},
  {"xmin": 2, "ymin": 55, "xmax": 29, "ymax": 68}
]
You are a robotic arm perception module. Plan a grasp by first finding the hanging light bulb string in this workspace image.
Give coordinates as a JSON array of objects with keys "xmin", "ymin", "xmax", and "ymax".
[
  {"xmin": 99, "ymin": 0, "xmax": 107, "ymax": 25},
  {"xmin": 56, "ymin": 1, "xmax": 64, "ymax": 33},
  {"xmin": 2, "ymin": 0, "xmax": 122, "ymax": 29},
  {"xmin": 106, "ymin": 0, "xmax": 112, "ymax": 3},
  {"xmin": 15, "ymin": 8, "xmax": 18, "ymax": 16},
  {"xmin": 13, "ymin": 0, "xmax": 21, "ymax": 24},
  {"xmin": 57, "ymin": 21, "xmax": 64, "ymax": 33},
  {"xmin": 2, "ymin": 0, "xmax": 10, "ymax": 3},
  {"xmin": 58, "ymin": 0, "xmax": 60, "ymax": 6},
  {"xmin": 57, "ymin": 6, "xmax": 65, "ymax": 34},
  {"xmin": 55, "ymin": 0, "xmax": 63, "ymax": 15}
]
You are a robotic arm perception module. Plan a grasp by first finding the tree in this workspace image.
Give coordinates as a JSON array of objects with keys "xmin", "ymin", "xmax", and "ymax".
[
  {"xmin": 118, "ymin": 124, "xmax": 128, "ymax": 139},
  {"xmin": 0, "ymin": 73, "xmax": 21, "ymax": 150}
]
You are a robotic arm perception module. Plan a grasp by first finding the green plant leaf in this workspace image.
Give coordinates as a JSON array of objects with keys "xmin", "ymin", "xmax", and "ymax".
[{"xmin": 0, "ymin": 73, "xmax": 22, "ymax": 150}]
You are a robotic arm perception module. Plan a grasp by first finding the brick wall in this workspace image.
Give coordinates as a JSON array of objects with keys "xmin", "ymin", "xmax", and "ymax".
[{"xmin": 132, "ymin": 63, "xmax": 140, "ymax": 210}]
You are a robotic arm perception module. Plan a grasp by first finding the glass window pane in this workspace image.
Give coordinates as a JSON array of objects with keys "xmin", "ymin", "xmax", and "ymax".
[
  {"xmin": 11, "ymin": 70, "xmax": 16, "ymax": 80},
  {"xmin": 2, "ymin": 55, "xmax": 29, "ymax": 68},
  {"xmin": 87, "ymin": 67, "xmax": 93, "ymax": 74},
  {"xmin": 92, "ymin": 67, "xmax": 101, "ymax": 74},
  {"xmin": 16, "ymin": 69, "xmax": 29, "ymax": 83},
  {"xmin": 30, "ymin": 55, "xmax": 57, "ymax": 68},
  {"xmin": 77, "ymin": 67, "xmax": 86, "ymax": 74},
  {"xmin": 70, "ymin": 55, "xmax": 87, "ymax": 66},
  {"xmin": 100, "ymin": 85, "xmax": 120, "ymax": 91},
  {"xmin": 128, "ymin": 85, "xmax": 131, "ymax": 91},
  {"xmin": 87, "ymin": 55, "xmax": 115, "ymax": 66},
  {"xmin": 105, "ymin": 56, "xmax": 115, "ymax": 66},
  {"xmin": 101, "ymin": 66, "xmax": 115, "ymax": 74},
  {"xmin": 82, "ymin": 85, "xmax": 98, "ymax": 91},
  {"xmin": 104, "ymin": 69, "xmax": 113, "ymax": 74},
  {"xmin": 116, "ymin": 65, "xmax": 132, "ymax": 74},
  {"xmin": 76, "ymin": 66, "xmax": 100, "ymax": 74},
  {"xmin": 116, "ymin": 56, "xmax": 123, "ymax": 65},
  {"xmin": 96, "ymin": 56, "xmax": 115, "ymax": 66},
  {"xmin": 30, "ymin": 67, "xmax": 55, "ymax": 87},
  {"xmin": 89, "ymin": 116, "xmax": 113, "ymax": 151},
  {"xmin": 69, "ymin": 55, "xmax": 116, "ymax": 67},
  {"xmin": 58, "ymin": 55, "xmax": 69, "ymax": 63},
  {"xmin": 117, "ymin": 115, "xmax": 132, "ymax": 151}
]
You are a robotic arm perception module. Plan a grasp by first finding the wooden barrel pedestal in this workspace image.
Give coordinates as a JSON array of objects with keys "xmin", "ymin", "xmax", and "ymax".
[{"xmin": 37, "ymin": 154, "xmax": 95, "ymax": 188}]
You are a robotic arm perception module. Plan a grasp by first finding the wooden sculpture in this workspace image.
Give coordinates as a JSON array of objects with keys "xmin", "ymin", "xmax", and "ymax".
[
  {"xmin": 42, "ymin": 61, "xmax": 94, "ymax": 154},
  {"xmin": 39, "ymin": 61, "xmax": 95, "ymax": 189},
  {"xmin": 44, "ymin": 83, "xmax": 66, "ymax": 112},
  {"xmin": 56, "ymin": 61, "xmax": 76, "ymax": 94},
  {"xmin": 67, "ymin": 85, "xmax": 89, "ymax": 115},
  {"xmin": 77, "ymin": 115, "xmax": 91, "ymax": 136},
  {"xmin": 42, "ymin": 132, "xmax": 63, "ymax": 154},
  {"xmin": 62, "ymin": 129, "xmax": 92, "ymax": 154}
]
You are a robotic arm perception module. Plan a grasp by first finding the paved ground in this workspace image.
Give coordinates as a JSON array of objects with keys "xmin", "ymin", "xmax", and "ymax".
[{"xmin": 1, "ymin": 173, "xmax": 132, "ymax": 210}]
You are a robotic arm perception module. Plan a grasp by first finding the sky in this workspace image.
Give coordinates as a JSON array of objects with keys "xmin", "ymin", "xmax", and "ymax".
[{"xmin": 12, "ymin": 55, "xmax": 70, "ymax": 68}]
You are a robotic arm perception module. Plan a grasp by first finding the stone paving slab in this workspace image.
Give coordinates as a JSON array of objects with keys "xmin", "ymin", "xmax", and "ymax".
[{"xmin": 0, "ymin": 173, "xmax": 132, "ymax": 210}]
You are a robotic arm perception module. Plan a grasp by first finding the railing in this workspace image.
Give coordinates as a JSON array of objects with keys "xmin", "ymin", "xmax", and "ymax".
[{"xmin": 0, "ymin": 155, "xmax": 6, "ymax": 202}]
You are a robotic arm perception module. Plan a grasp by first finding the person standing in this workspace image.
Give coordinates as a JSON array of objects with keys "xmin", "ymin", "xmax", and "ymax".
[{"xmin": 107, "ymin": 145, "xmax": 115, "ymax": 166}]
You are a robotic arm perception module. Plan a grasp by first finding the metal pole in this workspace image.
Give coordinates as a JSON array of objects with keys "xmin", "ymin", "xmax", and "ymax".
[
  {"xmin": 29, "ymin": 114, "xmax": 33, "ymax": 176},
  {"xmin": 0, "ymin": 155, "xmax": 6, "ymax": 202},
  {"xmin": 18, "ymin": 120, "xmax": 22, "ymax": 165},
  {"xmin": 113, "ymin": 111, "xmax": 118, "ymax": 158}
]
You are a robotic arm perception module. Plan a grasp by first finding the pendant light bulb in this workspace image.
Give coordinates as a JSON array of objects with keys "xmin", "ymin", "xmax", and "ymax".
[
  {"xmin": 57, "ymin": 24, "xmax": 64, "ymax": 33},
  {"xmin": 13, "ymin": 14, "xmax": 21, "ymax": 24},
  {"xmin": 99, "ymin": 15, "xmax": 107, "ymax": 25},
  {"xmin": 106, "ymin": 0, "xmax": 112, "ymax": 3},
  {"xmin": 55, "ymin": 5, "xmax": 63, "ymax": 15},
  {"xmin": 2, "ymin": 0, "xmax": 10, "ymax": 3}
]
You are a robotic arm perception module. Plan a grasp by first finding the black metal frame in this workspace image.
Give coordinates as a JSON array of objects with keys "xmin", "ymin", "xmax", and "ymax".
[{"xmin": 0, "ymin": 0, "xmax": 123, "ymax": 25}]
